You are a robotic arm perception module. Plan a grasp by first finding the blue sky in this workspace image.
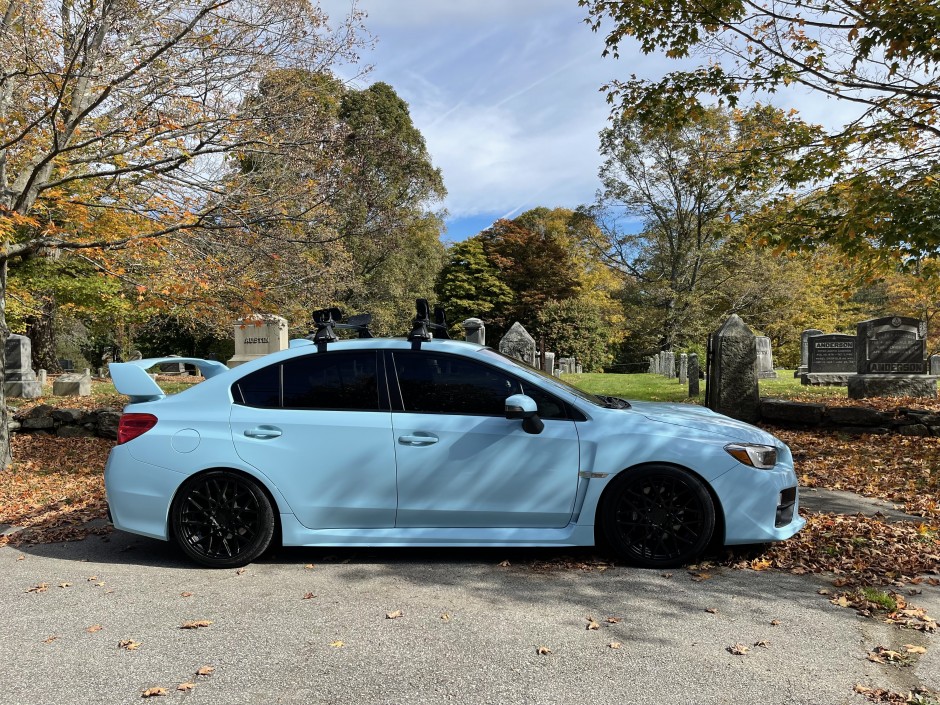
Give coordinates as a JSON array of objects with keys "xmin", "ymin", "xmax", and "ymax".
[
  {"xmin": 320, "ymin": 0, "xmax": 652, "ymax": 241},
  {"xmin": 321, "ymin": 1, "xmax": 854, "ymax": 243}
]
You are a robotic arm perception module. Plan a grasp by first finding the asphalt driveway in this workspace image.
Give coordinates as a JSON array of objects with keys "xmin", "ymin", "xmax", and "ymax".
[{"xmin": 1, "ymin": 532, "xmax": 937, "ymax": 705}]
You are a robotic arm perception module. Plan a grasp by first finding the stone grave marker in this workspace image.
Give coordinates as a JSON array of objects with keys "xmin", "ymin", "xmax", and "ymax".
[
  {"xmin": 157, "ymin": 356, "xmax": 187, "ymax": 375},
  {"xmin": 931, "ymin": 354, "xmax": 940, "ymax": 377},
  {"xmin": 856, "ymin": 316, "xmax": 926, "ymax": 374},
  {"xmin": 499, "ymin": 322, "xmax": 537, "ymax": 367},
  {"xmin": 228, "ymin": 314, "xmax": 289, "ymax": 368},
  {"xmin": 688, "ymin": 353, "xmax": 700, "ymax": 396},
  {"xmin": 796, "ymin": 329, "xmax": 823, "ymax": 378},
  {"xmin": 679, "ymin": 353, "xmax": 688, "ymax": 385},
  {"xmin": 461, "ymin": 318, "xmax": 485, "ymax": 345},
  {"xmin": 705, "ymin": 315, "xmax": 759, "ymax": 422},
  {"xmin": 543, "ymin": 352, "xmax": 555, "ymax": 376},
  {"xmin": 805, "ymin": 333, "xmax": 856, "ymax": 386},
  {"xmin": 755, "ymin": 337, "xmax": 777, "ymax": 379},
  {"xmin": 4, "ymin": 334, "xmax": 42, "ymax": 399},
  {"xmin": 849, "ymin": 316, "xmax": 934, "ymax": 399},
  {"xmin": 53, "ymin": 372, "xmax": 92, "ymax": 397}
]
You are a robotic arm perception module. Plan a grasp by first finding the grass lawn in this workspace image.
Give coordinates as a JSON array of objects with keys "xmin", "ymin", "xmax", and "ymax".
[{"xmin": 563, "ymin": 370, "xmax": 848, "ymax": 403}]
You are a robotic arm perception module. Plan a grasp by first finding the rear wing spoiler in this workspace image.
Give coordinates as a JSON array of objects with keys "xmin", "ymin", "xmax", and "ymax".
[{"xmin": 109, "ymin": 358, "xmax": 230, "ymax": 403}]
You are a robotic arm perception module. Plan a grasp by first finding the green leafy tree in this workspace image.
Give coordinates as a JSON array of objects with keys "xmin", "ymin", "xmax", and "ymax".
[
  {"xmin": 586, "ymin": 106, "xmax": 795, "ymax": 352},
  {"xmin": 235, "ymin": 72, "xmax": 446, "ymax": 333},
  {"xmin": 537, "ymin": 297, "xmax": 613, "ymax": 372},
  {"xmin": 435, "ymin": 237, "xmax": 514, "ymax": 334},
  {"xmin": 581, "ymin": 0, "xmax": 940, "ymax": 260},
  {"xmin": 477, "ymin": 213, "xmax": 583, "ymax": 336},
  {"xmin": 8, "ymin": 253, "xmax": 142, "ymax": 370},
  {"xmin": 344, "ymin": 214, "xmax": 446, "ymax": 336}
]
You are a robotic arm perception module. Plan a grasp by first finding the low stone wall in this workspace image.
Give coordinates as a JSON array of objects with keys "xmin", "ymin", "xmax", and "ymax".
[
  {"xmin": 11, "ymin": 399, "xmax": 939, "ymax": 440},
  {"xmin": 760, "ymin": 398, "xmax": 940, "ymax": 436},
  {"xmin": 10, "ymin": 404, "xmax": 121, "ymax": 440}
]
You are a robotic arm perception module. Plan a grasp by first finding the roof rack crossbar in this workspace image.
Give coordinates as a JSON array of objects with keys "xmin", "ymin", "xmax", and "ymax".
[
  {"xmin": 407, "ymin": 299, "xmax": 450, "ymax": 344},
  {"xmin": 308, "ymin": 308, "xmax": 374, "ymax": 351}
]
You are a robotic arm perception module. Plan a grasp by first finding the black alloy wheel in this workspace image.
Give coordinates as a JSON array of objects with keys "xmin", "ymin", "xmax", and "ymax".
[
  {"xmin": 172, "ymin": 470, "xmax": 275, "ymax": 568},
  {"xmin": 602, "ymin": 465, "xmax": 715, "ymax": 568}
]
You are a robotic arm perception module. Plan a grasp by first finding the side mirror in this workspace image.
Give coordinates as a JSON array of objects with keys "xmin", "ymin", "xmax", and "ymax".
[{"xmin": 505, "ymin": 394, "xmax": 544, "ymax": 434}]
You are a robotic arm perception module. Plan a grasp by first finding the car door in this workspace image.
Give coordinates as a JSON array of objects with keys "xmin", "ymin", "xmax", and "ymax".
[
  {"xmin": 389, "ymin": 350, "xmax": 580, "ymax": 529},
  {"xmin": 230, "ymin": 350, "xmax": 397, "ymax": 529}
]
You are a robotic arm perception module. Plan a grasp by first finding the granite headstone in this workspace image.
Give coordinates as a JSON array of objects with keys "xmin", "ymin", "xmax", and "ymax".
[
  {"xmin": 4, "ymin": 334, "xmax": 42, "ymax": 399},
  {"xmin": 705, "ymin": 315, "xmax": 759, "ymax": 422},
  {"xmin": 228, "ymin": 314, "xmax": 289, "ymax": 368},
  {"xmin": 499, "ymin": 322, "xmax": 537, "ymax": 367}
]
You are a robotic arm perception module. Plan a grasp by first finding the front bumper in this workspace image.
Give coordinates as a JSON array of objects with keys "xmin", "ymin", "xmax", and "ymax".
[{"xmin": 710, "ymin": 464, "xmax": 806, "ymax": 545}]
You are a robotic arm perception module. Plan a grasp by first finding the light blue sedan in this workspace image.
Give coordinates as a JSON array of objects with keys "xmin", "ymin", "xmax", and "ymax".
[{"xmin": 105, "ymin": 336, "xmax": 804, "ymax": 568}]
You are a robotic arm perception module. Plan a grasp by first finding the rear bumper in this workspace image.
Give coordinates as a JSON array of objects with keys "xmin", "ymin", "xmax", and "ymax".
[{"xmin": 104, "ymin": 446, "xmax": 184, "ymax": 541}]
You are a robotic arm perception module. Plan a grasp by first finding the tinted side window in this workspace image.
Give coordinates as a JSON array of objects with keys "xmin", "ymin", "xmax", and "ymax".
[
  {"xmin": 520, "ymin": 382, "xmax": 567, "ymax": 420},
  {"xmin": 234, "ymin": 364, "xmax": 281, "ymax": 408},
  {"xmin": 282, "ymin": 352, "xmax": 379, "ymax": 411},
  {"xmin": 394, "ymin": 352, "xmax": 520, "ymax": 415}
]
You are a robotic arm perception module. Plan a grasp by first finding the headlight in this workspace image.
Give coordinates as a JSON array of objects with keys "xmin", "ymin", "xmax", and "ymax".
[{"xmin": 724, "ymin": 443, "xmax": 778, "ymax": 469}]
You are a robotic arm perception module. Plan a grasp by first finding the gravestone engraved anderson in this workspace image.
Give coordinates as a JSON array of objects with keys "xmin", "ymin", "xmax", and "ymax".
[
  {"xmin": 809, "ymin": 334, "xmax": 856, "ymax": 373},
  {"xmin": 848, "ymin": 316, "xmax": 935, "ymax": 399},
  {"xmin": 856, "ymin": 316, "xmax": 926, "ymax": 374}
]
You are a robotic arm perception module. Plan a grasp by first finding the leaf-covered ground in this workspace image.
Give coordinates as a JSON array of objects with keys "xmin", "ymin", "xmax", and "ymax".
[
  {"xmin": 772, "ymin": 427, "xmax": 940, "ymax": 520},
  {"xmin": 0, "ymin": 435, "xmax": 113, "ymax": 546}
]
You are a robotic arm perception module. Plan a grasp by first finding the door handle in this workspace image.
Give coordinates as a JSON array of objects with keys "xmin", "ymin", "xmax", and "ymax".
[
  {"xmin": 244, "ymin": 426, "xmax": 282, "ymax": 439},
  {"xmin": 398, "ymin": 434, "xmax": 439, "ymax": 446}
]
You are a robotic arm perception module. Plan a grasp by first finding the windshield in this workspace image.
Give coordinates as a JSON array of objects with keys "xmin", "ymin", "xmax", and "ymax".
[{"xmin": 479, "ymin": 348, "xmax": 609, "ymax": 407}]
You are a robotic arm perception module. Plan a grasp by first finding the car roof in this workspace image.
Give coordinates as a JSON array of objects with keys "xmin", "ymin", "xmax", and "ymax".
[{"xmin": 287, "ymin": 337, "xmax": 487, "ymax": 353}]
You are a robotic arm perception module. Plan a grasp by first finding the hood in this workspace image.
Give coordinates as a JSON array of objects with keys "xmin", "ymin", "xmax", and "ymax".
[{"xmin": 626, "ymin": 401, "xmax": 778, "ymax": 446}]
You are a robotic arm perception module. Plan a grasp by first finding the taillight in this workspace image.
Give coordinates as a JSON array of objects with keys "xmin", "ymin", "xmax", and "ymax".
[{"xmin": 117, "ymin": 413, "xmax": 158, "ymax": 444}]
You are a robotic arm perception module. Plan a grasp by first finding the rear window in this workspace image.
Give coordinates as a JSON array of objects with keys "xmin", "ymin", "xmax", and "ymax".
[
  {"xmin": 232, "ymin": 351, "xmax": 379, "ymax": 411},
  {"xmin": 234, "ymin": 365, "xmax": 280, "ymax": 408}
]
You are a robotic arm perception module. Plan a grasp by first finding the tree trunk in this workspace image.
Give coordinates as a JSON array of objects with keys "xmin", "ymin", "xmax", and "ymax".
[
  {"xmin": 0, "ymin": 258, "xmax": 12, "ymax": 469},
  {"xmin": 25, "ymin": 297, "xmax": 60, "ymax": 372}
]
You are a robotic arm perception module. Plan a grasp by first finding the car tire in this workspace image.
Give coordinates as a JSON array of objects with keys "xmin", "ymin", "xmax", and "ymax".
[
  {"xmin": 602, "ymin": 464, "xmax": 715, "ymax": 569},
  {"xmin": 171, "ymin": 470, "xmax": 275, "ymax": 569}
]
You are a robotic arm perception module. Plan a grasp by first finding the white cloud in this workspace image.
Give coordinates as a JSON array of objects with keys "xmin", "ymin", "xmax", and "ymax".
[
  {"xmin": 330, "ymin": 1, "xmax": 624, "ymax": 219},
  {"xmin": 321, "ymin": 0, "xmax": 866, "ymax": 226}
]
